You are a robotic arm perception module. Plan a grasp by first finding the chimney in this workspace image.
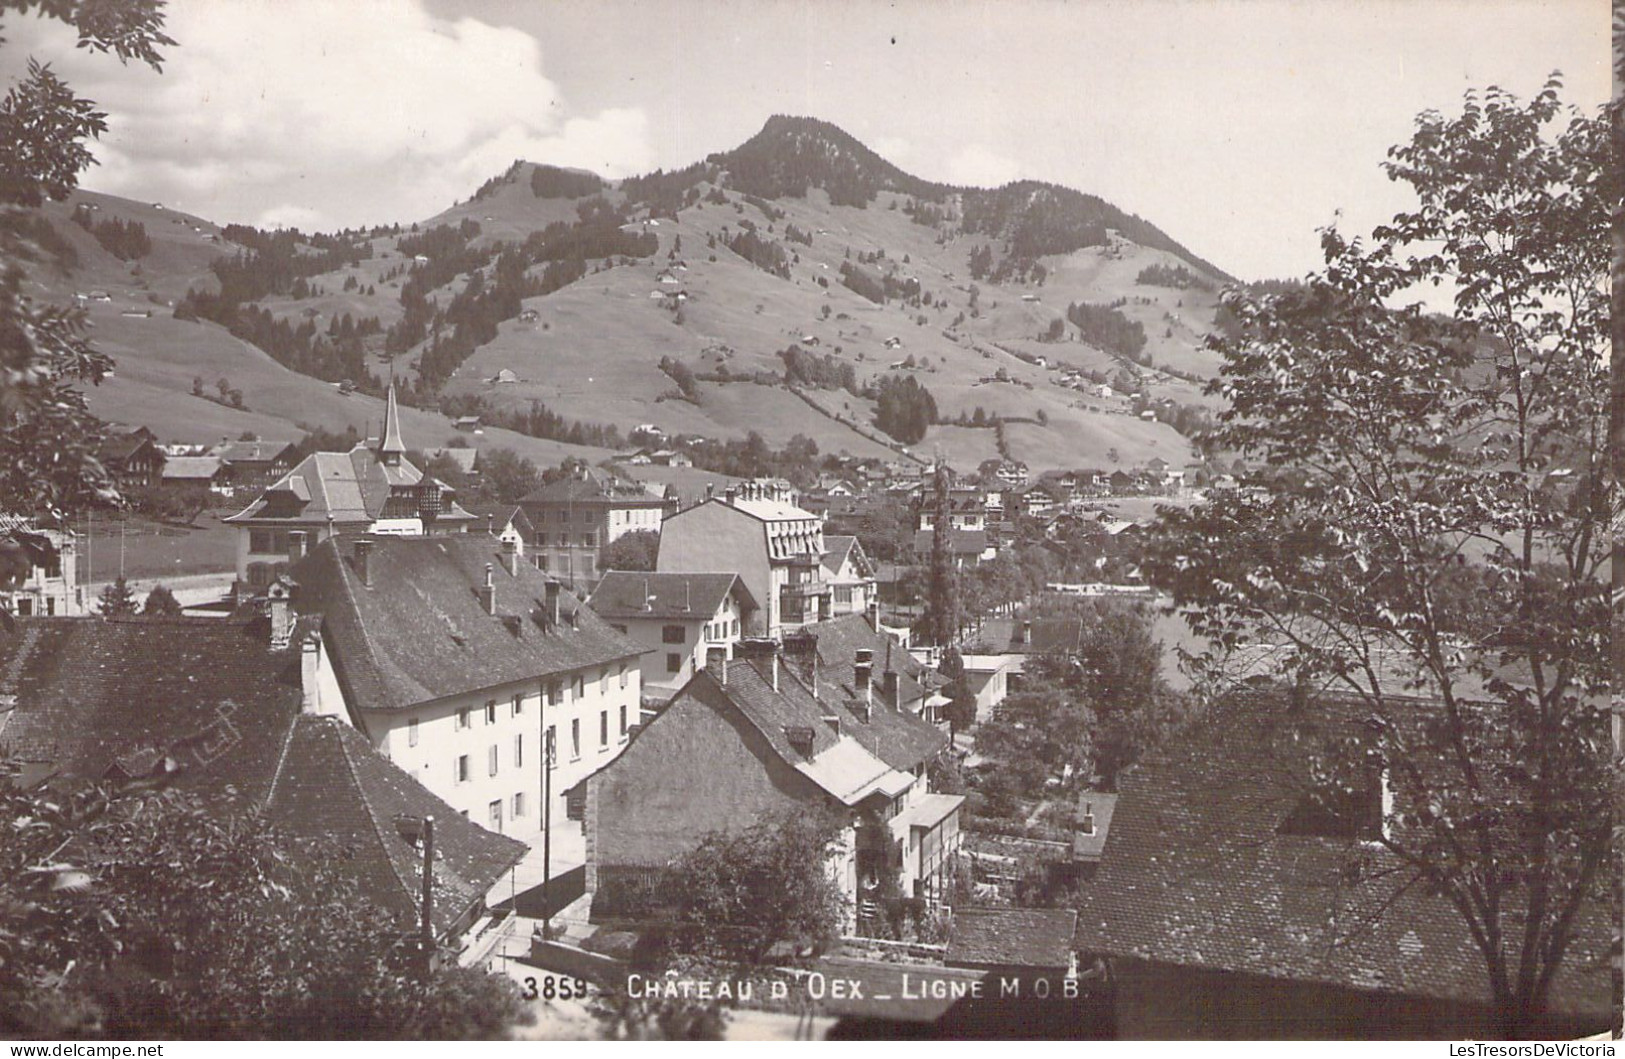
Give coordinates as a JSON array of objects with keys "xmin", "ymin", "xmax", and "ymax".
[
  {"xmin": 500, "ymin": 536, "xmax": 519, "ymax": 576},
  {"xmin": 354, "ymin": 538, "xmax": 374, "ymax": 587},
  {"xmin": 478, "ymin": 563, "xmax": 496, "ymax": 615},
  {"xmin": 705, "ymin": 483, "xmax": 715, "ymax": 501},
  {"xmin": 883, "ymin": 669, "xmax": 900, "ymax": 711},
  {"xmin": 287, "ymin": 529, "xmax": 307, "ymax": 564},
  {"xmin": 785, "ymin": 726, "xmax": 814, "ymax": 755},
  {"xmin": 545, "ymin": 580, "xmax": 561, "ymax": 627},
  {"xmin": 854, "ymin": 648, "xmax": 873, "ymax": 705},
  {"xmin": 269, "ymin": 589, "xmax": 293, "ymax": 651},
  {"xmin": 770, "ymin": 651, "xmax": 779, "ymax": 692},
  {"xmin": 300, "ymin": 631, "xmax": 324, "ymax": 715},
  {"xmin": 707, "ymin": 648, "xmax": 729, "ymax": 686},
  {"xmin": 1081, "ymin": 802, "xmax": 1096, "ymax": 836},
  {"xmin": 724, "ymin": 487, "xmax": 737, "ymax": 506},
  {"xmin": 1021, "ymin": 619, "xmax": 1032, "ymax": 646},
  {"xmin": 641, "ymin": 578, "xmax": 652, "ymax": 612}
]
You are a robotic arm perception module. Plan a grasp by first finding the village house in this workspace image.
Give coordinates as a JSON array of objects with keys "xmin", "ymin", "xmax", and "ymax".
[
  {"xmin": 1076, "ymin": 687, "xmax": 1616, "ymax": 1039},
  {"xmin": 289, "ymin": 533, "xmax": 646, "ymax": 836},
  {"xmin": 0, "ymin": 516, "xmax": 83, "ymax": 617},
  {"xmin": 586, "ymin": 645, "xmax": 963, "ymax": 925},
  {"xmin": 656, "ymin": 480, "xmax": 827, "ymax": 636},
  {"xmin": 587, "ymin": 571, "xmax": 758, "ymax": 704},
  {"xmin": 97, "ymin": 426, "xmax": 166, "ymax": 491},
  {"xmin": 517, "ymin": 466, "xmax": 674, "ymax": 591},
  {"xmin": 916, "ymin": 492, "xmax": 986, "ymax": 534},
  {"xmin": 782, "ymin": 613, "xmax": 947, "ymax": 724},
  {"xmin": 223, "ymin": 385, "xmax": 477, "ymax": 586},
  {"xmin": 161, "ymin": 454, "xmax": 233, "ymax": 496},
  {"xmin": 819, "ymin": 535, "xmax": 875, "ymax": 618},
  {"xmin": 995, "ymin": 461, "xmax": 1030, "ymax": 489},
  {"xmin": 210, "ymin": 439, "xmax": 298, "ymax": 488},
  {"xmin": 0, "ymin": 610, "xmax": 525, "ymax": 945}
]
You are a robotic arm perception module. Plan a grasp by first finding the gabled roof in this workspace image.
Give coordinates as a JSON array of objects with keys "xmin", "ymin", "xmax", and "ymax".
[
  {"xmin": 820, "ymin": 535, "xmax": 873, "ymax": 580},
  {"xmin": 782, "ymin": 614, "xmax": 948, "ymax": 772},
  {"xmin": 224, "ymin": 443, "xmax": 475, "ymax": 527},
  {"xmin": 519, "ymin": 470, "xmax": 664, "ymax": 506},
  {"xmin": 292, "ymin": 535, "xmax": 642, "ymax": 712},
  {"xmin": 162, "ymin": 455, "xmax": 226, "ymax": 481},
  {"xmin": 688, "ymin": 658, "xmax": 915, "ymax": 807},
  {"xmin": 97, "ymin": 430, "xmax": 164, "ymax": 465},
  {"xmin": 268, "ymin": 716, "xmax": 524, "ymax": 935},
  {"xmin": 911, "ymin": 528, "xmax": 988, "ymax": 556},
  {"xmin": 1076, "ymin": 691, "xmax": 1614, "ymax": 1017},
  {"xmin": 0, "ymin": 615, "xmax": 525, "ymax": 936},
  {"xmin": 212, "ymin": 440, "xmax": 296, "ymax": 464},
  {"xmin": 948, "ymin": 907, "xmax": 1077, "ymax": 970},
  {"xmin": 588, "ymin": 572, "xmax": 755, "ymax": 621}
]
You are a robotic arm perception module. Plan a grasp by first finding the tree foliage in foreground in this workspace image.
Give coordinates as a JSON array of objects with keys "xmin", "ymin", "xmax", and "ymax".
[
  {"xmin": 1143, "ymin": 79, "xmax": 1613, "ymax": 1036},
  {"xmin": 0, "ymin": 780, "xmax": 529, "ymax": 1039},
  {"xmin": 660, "ymin": 810, "xmax": 847, "ymax": 964},
  {"xmin": 0, "ymin": 2, "xmax": 175, "ymax": 518}
]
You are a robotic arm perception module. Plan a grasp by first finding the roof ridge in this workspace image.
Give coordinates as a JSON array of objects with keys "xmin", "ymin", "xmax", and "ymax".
[{"xmin": 261, "ymin": 703, "xmax": 302, "ymax": 811}]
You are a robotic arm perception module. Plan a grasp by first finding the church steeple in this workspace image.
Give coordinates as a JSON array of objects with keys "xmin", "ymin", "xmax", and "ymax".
[{"xmin": 379, "ymin": 380, "xmax": 406, "ymax": 465}]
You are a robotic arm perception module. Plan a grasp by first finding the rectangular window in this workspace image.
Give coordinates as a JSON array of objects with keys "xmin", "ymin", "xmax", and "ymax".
[
  {"xmin": 662, "ymin": 624, "xmax": 685, "ymax": 644},
  {"xmin": 513, "ymin": 792, "xmax": 526, "ymax": 818},
  {"xmin": 600, "ymin": 711, "xmax": 609, "ymax": 747},
  {"xmin": 582, "ymin": 532, "xmax": 597, "ymax": 547},
  {"xmin": 666, "ymin": 652, "xmax": 682, "ymax": 674},
  {"xmin": 547, "ymin": 682, "xmax": 562, "ymax": 707},
  {"xmin": 619, "ymin": 664, "xmax": 628, "ymax": 689},
  {"xmin": 408, "ymin": 718, "xmax": 419, "ymax": 747},
  {"xmin": 485, "ymin": 701, "xmax": 497, "ymax": 725},
  {"xmin": 579, "ymin": 510, "xmax": 593, "ymax": 523},
  {"xmin": 555, "ymin": 509, "xmax": 567, "ymax": 522},
  {"xmin": 488, "ymin": 800, "xmax": 502, "ymax": 831},
  {"xmin": 488, "ymin": 744, "xmax": 499, "ymax": 777},
  {"xmin": 536, "ymin": 532, "xmax": 548, "ymax": 547},
  {"xmin": 731, "ymin": 619, "xmax": 740, "ymax": 636},
  {"xmin": 457, "ymin": 707, "xmax": 471, "ymax": 730},
  {"xmin": 572, "ymin": 675, "xmax": 584, "ymax": 698},
  {"xmin": 600, "ymin": 667, "xmax": 610, "ymax": 694},
  {"xmin": 835, "ymin": 586, "xmax": 854, "ymax": 605},
  {"xmin": 619, "ymin": 704, "xmax": 628, "ymax": 737},
  {"xmin": 456, "ymin": 755, "xmax": 469, "ymax": 783},
  {"xmin": 546, "ymin": 725, "xmax": 556, "ymax": 766},
  {"xmin": 512, "ymin": 694, "xmax": 523, "ymax": 718},
  {"xmin": 514, "ymin": 734, "xmax": 523, "ymax": 768},
  {"xmin": 570, "ymin": 719, "xmax": 580, "ymax": 759}
]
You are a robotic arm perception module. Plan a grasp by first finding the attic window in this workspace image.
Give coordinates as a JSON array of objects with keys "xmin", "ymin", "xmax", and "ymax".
[
  {"xmin": 784, "ymin": 726, "xmax": 815, "ymax": 755},
  {"xmin": 1280, "ymin": 765, "xmax": 1390, "ymax": 841}
]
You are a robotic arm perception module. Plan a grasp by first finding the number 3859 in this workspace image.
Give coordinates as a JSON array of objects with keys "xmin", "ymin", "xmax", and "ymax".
[{"xmin": 522, "ymin": 975, "xmax": 591, "ymax": 1000}]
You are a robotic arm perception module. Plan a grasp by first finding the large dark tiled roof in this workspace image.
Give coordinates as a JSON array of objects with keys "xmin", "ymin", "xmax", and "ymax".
[
  {"xmin": 948, "ymin": 907, "xmax": 1078, "ymax": 970},
  {"xmin": 1076, "ymin": 691, "xmax": 1615, "ymax": 1017},
  {"xmin": 293, "ymin": 535, "xmax": 644, "ymax": 712}
]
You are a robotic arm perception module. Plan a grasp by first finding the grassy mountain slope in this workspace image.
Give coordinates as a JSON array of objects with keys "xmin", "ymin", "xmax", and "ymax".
[{"xmin": 34, "ymin": 118, "xmax": 1239, "ymax": 475}]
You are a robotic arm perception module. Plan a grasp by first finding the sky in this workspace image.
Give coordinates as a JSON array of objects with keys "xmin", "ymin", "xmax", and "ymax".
[{"xmin": 0, "ymin": 0, "xmax": 1606, "ymax": 281}]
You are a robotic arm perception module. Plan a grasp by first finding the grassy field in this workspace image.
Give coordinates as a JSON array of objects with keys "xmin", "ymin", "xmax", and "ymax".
[{"xmin": 70, "ymin": 512, "xmax": 239, "ymax": 582}]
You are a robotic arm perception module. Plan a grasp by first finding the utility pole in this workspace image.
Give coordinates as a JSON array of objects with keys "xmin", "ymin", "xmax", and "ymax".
[
  {"xmin": 420, "ymin": 814, "xmax": 435, "ymax": 983},
  {"xmin": 541, "ymin": 725, "xmax": 554, "ymax": 936}
]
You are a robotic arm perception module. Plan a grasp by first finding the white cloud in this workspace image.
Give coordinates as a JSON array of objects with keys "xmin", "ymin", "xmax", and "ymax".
[
  {"xmin": 943, "ymin": 144, "xmax": 1021, "ymax": 189},
  {"xmin": 1, "ymin": 0, "xmax": 654, "ymax": 229}
]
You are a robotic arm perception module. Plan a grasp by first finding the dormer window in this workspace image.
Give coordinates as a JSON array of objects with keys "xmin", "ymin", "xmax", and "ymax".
[{"xmin": 1280, "ymin": 762, "xmax": 1390, "ymax": 842}]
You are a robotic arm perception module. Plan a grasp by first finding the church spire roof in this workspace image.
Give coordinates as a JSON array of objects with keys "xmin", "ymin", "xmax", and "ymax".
[{"xmin": 379, "ymin": 381, "xmax": 405, "ymax": 463}]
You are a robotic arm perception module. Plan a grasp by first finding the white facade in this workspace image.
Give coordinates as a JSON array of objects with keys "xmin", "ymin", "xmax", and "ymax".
[
  {"xmin": 605, "ymin": 594, "xmax": 745, "ymax": 700},
  {"xmin": 318, "ymin": 650, "xmax": 642, "ymax": 836},
  {"xmin": 0, "ymin": 528, "xmax": 83, "ymax": 617}
]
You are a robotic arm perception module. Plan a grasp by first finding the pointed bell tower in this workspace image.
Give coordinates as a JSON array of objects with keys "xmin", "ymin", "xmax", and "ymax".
[{"xmin": 379, "ymin": 380, "xmax": 406, "ymax": 467}]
